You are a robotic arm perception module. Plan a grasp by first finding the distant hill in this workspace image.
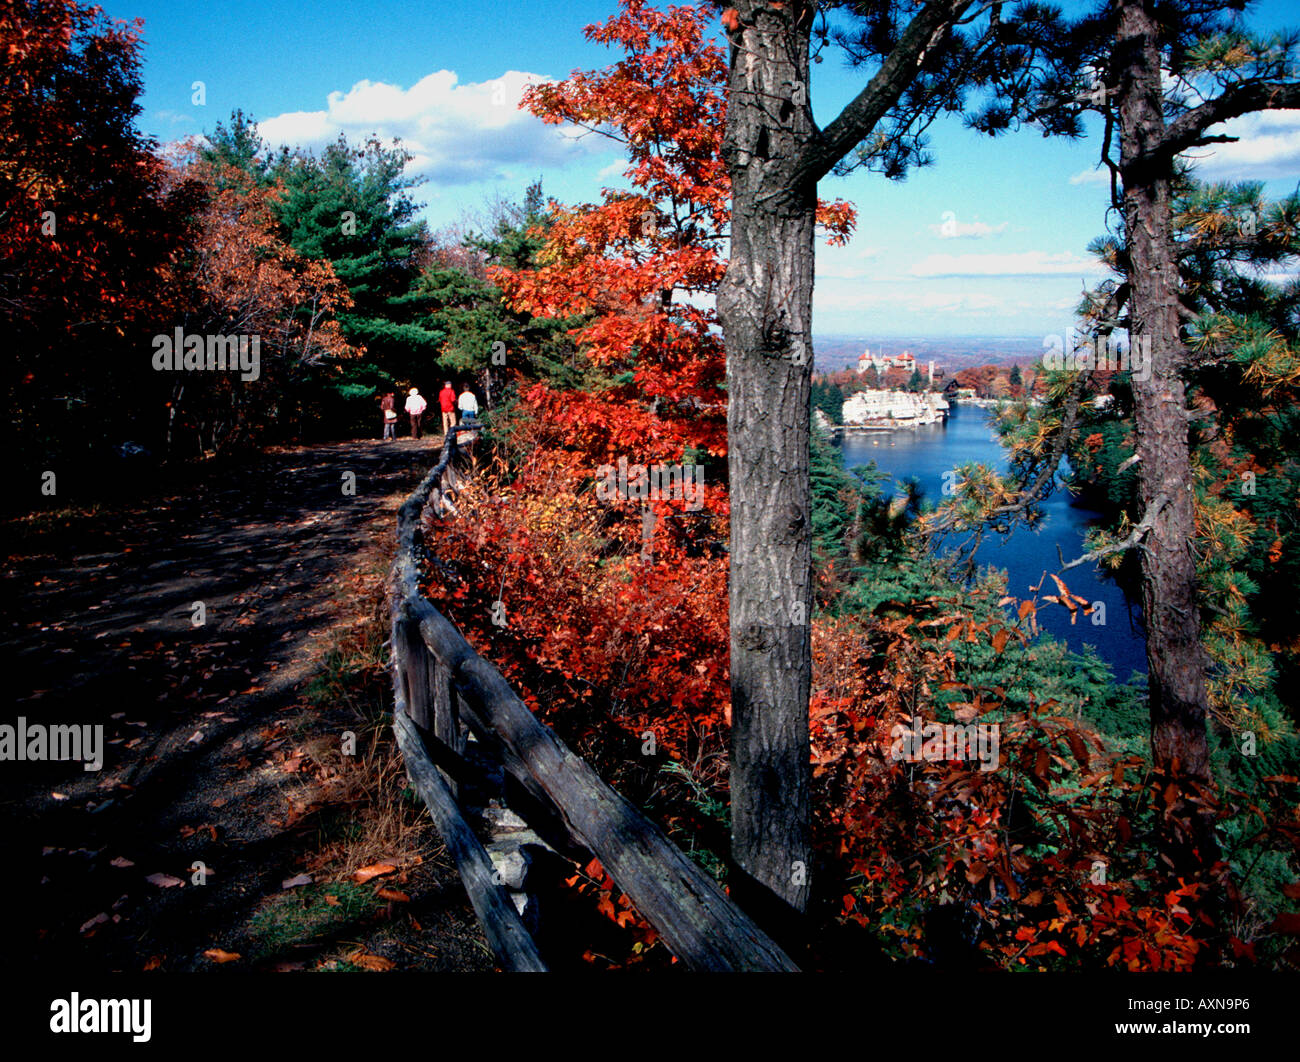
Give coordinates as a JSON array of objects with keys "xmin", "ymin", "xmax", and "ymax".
[{"xmin": 813, "ymin": 335, "xmax": 1046, "ymax": 374}]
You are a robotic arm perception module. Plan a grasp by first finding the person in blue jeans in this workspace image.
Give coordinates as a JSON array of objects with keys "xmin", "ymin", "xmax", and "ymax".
[{"xmin": 457, "ymin": 383, "xmax": 479, "ymax": 424}]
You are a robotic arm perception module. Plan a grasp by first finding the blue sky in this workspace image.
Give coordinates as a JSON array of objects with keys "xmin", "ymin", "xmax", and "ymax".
[{"xmin": 110, "ymin": 0, "xmax": 1300, "ymax": 338}]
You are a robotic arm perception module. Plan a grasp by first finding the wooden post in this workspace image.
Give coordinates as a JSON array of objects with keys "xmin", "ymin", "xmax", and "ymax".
[
  {"xmin": 432, "ymin": 657, "xmax": 459, "ymax": 797},
  {"xmin": 393, "ymin": 704, "xmax": 546, "ymax": 972},
  {"xmin": 400, "ymin": 614, "xmax": 431, "ymax": 731}
]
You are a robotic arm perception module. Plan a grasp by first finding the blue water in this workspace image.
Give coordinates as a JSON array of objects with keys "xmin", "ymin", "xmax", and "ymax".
[{"xmin": 838, "ymin": 404, "xmax": 1148, "ymax": 679}]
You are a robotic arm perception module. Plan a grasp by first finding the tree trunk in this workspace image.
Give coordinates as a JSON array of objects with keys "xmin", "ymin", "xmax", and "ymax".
[
  {"xmin": 718, "ymin": 0, "xmax": 816, "ymax": 924},
  {"xmin": 1113, "ymin": 0, "xmax": 1217, "ymax": 870}
]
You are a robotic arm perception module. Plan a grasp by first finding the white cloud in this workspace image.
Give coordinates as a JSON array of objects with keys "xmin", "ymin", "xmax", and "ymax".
[
  {"xmin": 1068, "ymin": 167, "xmax": 1110, "ymax": 186},
  {"xmin": 151, "ymin": 108, "xmax": 199, "ymax": 128},
  {"xmin": 256, "ymin": 69, "xmax": 612, "ymax": 185},
  {"xmin": 815, "ymin": 241, "xmax": 883, "ymax": 281},
  {"xmin": 817, "ymin": 251, "xmax": 881, "ymax": 281},
  {"xmin": 909, "ymin": 250, "xmax": 1106, "ymax": 278},
  {"xmin": 1187, "ymin": 109, "xmax": 1300, "ymax": 181},
  {"xmin": 926, "ymin": 217, "xmax": 1008, "ymax": 238}
]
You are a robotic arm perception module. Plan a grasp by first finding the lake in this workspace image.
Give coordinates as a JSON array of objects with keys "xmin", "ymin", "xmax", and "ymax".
[{"xmin": 838, "ymin": 403, "xmax": 1148, "ymax": 679}]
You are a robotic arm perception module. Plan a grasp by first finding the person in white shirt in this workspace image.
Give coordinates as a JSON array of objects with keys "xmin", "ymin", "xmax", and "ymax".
[
  {"xmin": 457, "ymin": 384, "xmax": 479, "ymax": 423},
  {"xmin": 404, "ymin": 387, "xmax": 427, "ymax": 439}
]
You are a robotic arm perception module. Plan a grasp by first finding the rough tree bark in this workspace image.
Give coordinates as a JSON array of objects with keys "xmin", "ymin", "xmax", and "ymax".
[
  {"xmin": 1112, "ymin": 0, "xmax": 1217, "ymax": 869},
  {"xmin": 716, "ymin": 0, "xmax": 969, "ymax": 927},
  {"xmin": 718, "ymin": 0, "xmax": 818, "ymax": 922}
]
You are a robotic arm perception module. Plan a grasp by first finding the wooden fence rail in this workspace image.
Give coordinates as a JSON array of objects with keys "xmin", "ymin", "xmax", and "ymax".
[{"xmin": 389, "ymin": 427, "xmax": 798, "ymax": 972}]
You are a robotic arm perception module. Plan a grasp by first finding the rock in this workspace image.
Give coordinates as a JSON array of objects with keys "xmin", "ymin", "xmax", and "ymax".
[
  {"xmin": 482, "ymin": 803, "xmax": 529, "ymax": 833},
  {"xmin": 511, "ymin": 890, "xmax": 540, "ymax": 933},
  {"xmin": 842, "ymin": 389, "xmax": 949, "ymax": 427},
  {"xmin": 488, "ymin": 847, "xmax": 531, "ymax": 890}
]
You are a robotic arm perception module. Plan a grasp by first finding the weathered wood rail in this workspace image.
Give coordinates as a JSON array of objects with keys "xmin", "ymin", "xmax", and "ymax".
[{"xmin": 390, "ymin": 427, "xmax": 798, "ymax": 972}]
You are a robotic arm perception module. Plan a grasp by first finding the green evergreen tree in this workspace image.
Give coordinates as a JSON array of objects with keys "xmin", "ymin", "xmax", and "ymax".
[{"xmin": 271, "ymin": 135, "xmax": 437, "ymax": 381}]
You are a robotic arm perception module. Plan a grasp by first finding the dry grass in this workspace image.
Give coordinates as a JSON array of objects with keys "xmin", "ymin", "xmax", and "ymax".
[{"xmin": 293, "ymin": 500, "xmax": 446, "ymax": 883}]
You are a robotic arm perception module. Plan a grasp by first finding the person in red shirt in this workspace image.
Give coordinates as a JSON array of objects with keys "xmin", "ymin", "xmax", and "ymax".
[{"xmin": 438, "ymin": 380, "xmax": 457, "ymax": 437}]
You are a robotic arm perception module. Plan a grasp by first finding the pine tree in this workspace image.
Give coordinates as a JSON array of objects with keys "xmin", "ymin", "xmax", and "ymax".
[
  {"xmin": 716, "ymin": 0, "xmax": 1021, "ymax": 925},
  {"xmin": 967, "ymin": 0, "xmax": 1300, "ymax": 874}
]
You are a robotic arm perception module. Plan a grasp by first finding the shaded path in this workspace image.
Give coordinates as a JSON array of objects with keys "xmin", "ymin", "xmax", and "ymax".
[{"xmin": 2, "ymin": 438, "xmax": 493, "ymax": 972}]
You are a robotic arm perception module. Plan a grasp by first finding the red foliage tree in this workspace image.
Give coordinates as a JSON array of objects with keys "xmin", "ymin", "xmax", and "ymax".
[
  {"xmin": 492, "ymin": 0, "xmax": 854, "ymax": 468},
  {"xmin": 2, "ymin": 0, "xmax": 182, "ymax": 466}
]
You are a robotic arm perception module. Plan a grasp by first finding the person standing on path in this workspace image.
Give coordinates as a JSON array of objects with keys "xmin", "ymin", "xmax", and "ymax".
[
  {"xmin": 457, "ymin": 383, "xmax": 479, "ymax": 424},
  {"xmin": 438, "ymin": 380, "xmax": 457, "ymax": 437},
  {"xmin": 405, "ymin": 387, "xmax": 427, "ymax": 439},
  {"xmin": 379, "ymin": 391, "xmax": 397, "ymax": 441}
]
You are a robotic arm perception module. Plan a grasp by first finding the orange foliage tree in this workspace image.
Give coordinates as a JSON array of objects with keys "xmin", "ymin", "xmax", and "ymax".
[
  {"xmin": 491, "ymin": 0, "xmax": 853, "ymax": 469},
  {"xmin": 157, "ymin": 148, "xmax": 357, "ymax": 454}
]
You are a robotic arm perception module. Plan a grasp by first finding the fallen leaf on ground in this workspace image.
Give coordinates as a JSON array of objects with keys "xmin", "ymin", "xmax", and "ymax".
[
  {"xmin": 145, "ymin": 873, "xmax": 183, "ymax": 888},
  {"xmin": 376, "ymin": 888, "xmax": 410, "ymax": 903},
  {"xmin": 347, "ymin": 950, "xmax": 395, "ymax": 972},
  {"xmin": 142, "ymin": 956, "xmax": 163, "ymax": 971},
  {"xmin": 353, "ymin": 862, "xmax": 397, "ymax": 884},
  {"xmin": 110, "ymin": 856, "xmax": 134, "ymax": 868},
  {"xmin": 281, "ymin": 873, "xmax": 313, "ymax": 890},
  {"xmin": 203, "ymin": 949, "xmax": 241, "ymax": 964},
  {"xmin": 80, "ymin": 913, "xmax": 109, "ymax": 934}
]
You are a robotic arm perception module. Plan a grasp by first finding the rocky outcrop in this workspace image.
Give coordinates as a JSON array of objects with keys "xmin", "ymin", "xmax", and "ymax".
[
  {"xmin": 841, "ymin": 389, "xmax": 949, "ymax": 428},
  {"xmin": 812, "ymin": 408, "xmax": 842, "ymax": 441}
]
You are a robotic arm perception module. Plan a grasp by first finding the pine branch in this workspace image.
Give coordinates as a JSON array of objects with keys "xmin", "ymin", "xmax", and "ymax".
[{"xmin": 1157, "ymin": 81, "xmax": 1300, "ymax": 164}]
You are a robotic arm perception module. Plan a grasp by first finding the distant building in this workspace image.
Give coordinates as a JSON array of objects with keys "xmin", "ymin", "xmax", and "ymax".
[{"xmin": 857, "ymin": 348, "xmax": 918, "ymax": 378}]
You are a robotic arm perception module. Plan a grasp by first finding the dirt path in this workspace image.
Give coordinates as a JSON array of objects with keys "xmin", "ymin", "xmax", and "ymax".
[{"xmin": 3, "ymin": 438, "xmax": 493, "ymax": 972}]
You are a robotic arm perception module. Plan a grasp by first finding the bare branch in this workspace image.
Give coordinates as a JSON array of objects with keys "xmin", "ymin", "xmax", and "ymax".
[
  {"xmin": 1157, "ymin": 81, "xmax": 1300, "ymax": 163},
  {"xmin": 1060, "ymin": 492, "xmax": 1169, "ymax": 571},
  {"xmin": 798, "ymin": 0, "xmax": 972, "ymax": 185}
]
